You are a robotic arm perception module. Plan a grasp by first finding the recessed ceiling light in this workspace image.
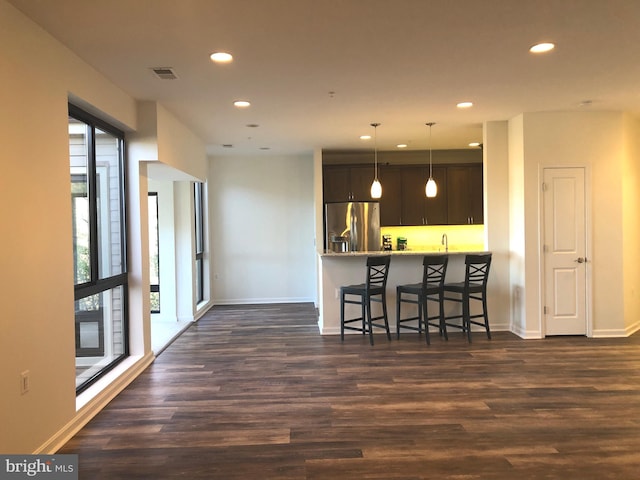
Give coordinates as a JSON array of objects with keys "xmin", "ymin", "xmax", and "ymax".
[
  {"xmin": 260, "ymin": 147, "xmax": 271, "ymax": 150},
  {"xmin": 457, "ymin": 101, "xmax": 473, "ymax": 109},
  {"xmin": 210, "ymin": 52, "xmax": 233, "ymax": 63},
  {"xmin": 469, "ymin": 142, "xmax": 481, "ymax": 147},
  {"xmin": 529, "ymin": 42, "xmax": 555, "ymax": 53},
  {"xmin": 360, "ymin": 135, "xmax": 372, "ymax": 140},
  {"xmin": 233, "ymin": 100, "xmax": 251, "ymax": 108},
  {"xmin": 246, "ymin": 124, "xmax": 260, "ymax": 128},
  {"xmin": 397, "ymin": 144, "xmax": 408, "ymax": 148}
]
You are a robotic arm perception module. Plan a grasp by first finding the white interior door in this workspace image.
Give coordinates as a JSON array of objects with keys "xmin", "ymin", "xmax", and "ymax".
[{"xmin": 543, "ymin": 167, "xmax": 587, "ymax": 336}]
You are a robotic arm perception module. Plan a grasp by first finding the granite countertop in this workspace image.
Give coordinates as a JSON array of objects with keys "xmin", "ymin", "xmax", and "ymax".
[{"xmin": 320, "ymin": 249, "xmax": 489, "ymax": 257}]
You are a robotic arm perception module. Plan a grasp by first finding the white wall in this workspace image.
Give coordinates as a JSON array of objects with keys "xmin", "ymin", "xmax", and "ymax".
[
  {"xmin": 130, "ymin": 101, "xmax": 207, "ymax": 181},
  {"xmin": 209, "ymin": 154, "xmax": 317, "ymax": 304}
]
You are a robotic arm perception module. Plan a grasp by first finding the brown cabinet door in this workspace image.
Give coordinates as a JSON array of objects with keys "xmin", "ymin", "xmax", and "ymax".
[
  {"xmin": 401, "ymin": 166, "xmax": 427, "ymax": 225},
  {"xmin": 424, "ymin": 166, "xmax": 448, "ymax": 225},
  {"xmin": 349, "ymin": 165, "xmax": 375, "ymax": 201},
  {"xmin": 323, "ymin": 166, "xmax": 351, "ymax": 203},
  {"xmin": 378, "ymin": 166, "xmax": 402, "ymax": 225},
  {"xmin": 324, "ymin": 162, "xmax": 483, "ymax": 225},
  {"xmin": 468, "ymin": 165, "xmax": 483, "ymax": 224},
  {"xmin": 446, "ymin": 165, "xmax": 483, "ymax": 224},
  {"xmin": 447, "ymin": 166, "xmax": 469, "ymax": 224}
]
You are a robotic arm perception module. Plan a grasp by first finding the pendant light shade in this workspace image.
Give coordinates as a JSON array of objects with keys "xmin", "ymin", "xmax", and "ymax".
[
  {"xmin": 370, "ymin": 122, "xmax": 382, "ymax": 199},
  {"xmin": 425, "ymin": 122, "xmax": 437, "ymax": 198},
  {"xmin": 426, "ymin": 177, "xmax": 437, "ymax": 197},
  {"xmin": 371, "ymin": 178, "xmax": 382, "ymax": 198}
]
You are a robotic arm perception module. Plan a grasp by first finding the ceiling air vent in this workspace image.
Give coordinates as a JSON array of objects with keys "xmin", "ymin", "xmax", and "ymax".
[{"xmin": 150, "ymin": 67, "xmax": 178, "ymax": 80}]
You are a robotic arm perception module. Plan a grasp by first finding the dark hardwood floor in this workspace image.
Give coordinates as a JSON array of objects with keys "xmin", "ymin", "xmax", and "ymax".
[{"xmin": 60, "ymin": 303, "xmax": 640, "ymax": 479}]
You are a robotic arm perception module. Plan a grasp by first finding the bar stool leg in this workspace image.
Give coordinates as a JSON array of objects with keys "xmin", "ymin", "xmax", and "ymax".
[
  {"xmin": 422, "ymin": 296, "xmax": 430, "ymax": 345},
  {"xmin": 340, "ymin": 291, "xmax": 345, "ymax": 341},
  {"xmin": 396, "ymin": 290, "xmax": 402, "ymax": 340},
  {"xmin": 463, "ymin": 293, "xmax": 472, "ymax": 342},
  {"xmin": 382, "ymin": 292, "xmax": 391, "ymax": 340},
  {"xmin": 483, "ymin": 295, "xmax": 491, "ymax": 339},
  {"xmin": 438, "ymin": 290, "xmax": 448, "ymax": 340},
  {"xmin": 366, "ymin": 295, "xmax": 375, "ymax": 345}
]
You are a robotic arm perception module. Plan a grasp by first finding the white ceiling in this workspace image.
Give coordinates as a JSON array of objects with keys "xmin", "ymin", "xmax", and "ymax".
[{"xmin": 8, "ymin": 0, "xmax": 640, "ymax": 156}]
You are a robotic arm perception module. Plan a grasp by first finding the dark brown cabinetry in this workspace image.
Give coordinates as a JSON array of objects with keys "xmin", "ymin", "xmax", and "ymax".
[
  {"xmin": 400, "ymin": 166, "xmax": 448, "ymax": 226},
  {"xmin": 323, "ymin": 162, "xmax": 483, "ymax": 226},
  {"xmin": 323, "ymin": 165, "xmax": 375, "ymax": 202},
  {"xmin": 378, "ymin": 165, "xmax": 402, "ymax": 225},
  {"xmin": 446, "ymin": 165, "xmax": 483, "ymax": 224}
]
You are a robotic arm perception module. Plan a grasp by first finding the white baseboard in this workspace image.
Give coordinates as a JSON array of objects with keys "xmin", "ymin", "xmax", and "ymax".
[
  {"xmin": 36, "ymin": 351, "xmax": 155, "ymax": 454},
  {"xmin": 592, "ymin": 325, "xmax": 640, "ymax": 338},
  {"xmin": 213, "ymin": 297, "xmax": 316, "ymax": 305}
]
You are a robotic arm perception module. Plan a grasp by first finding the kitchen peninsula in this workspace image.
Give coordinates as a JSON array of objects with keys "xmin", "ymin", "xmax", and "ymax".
[
  {"xmin": 318, "ymin": 247, "xmax": 490, "ymax": 336},
  {"xmin": 318, "ymin": 148, "xmax": 488, "ymax": 336}
]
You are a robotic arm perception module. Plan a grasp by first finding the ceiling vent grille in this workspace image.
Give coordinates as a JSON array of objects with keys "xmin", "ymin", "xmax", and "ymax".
[{"xmin": 150, "ymin": 67, "xmax": 178, "ymax": 80}]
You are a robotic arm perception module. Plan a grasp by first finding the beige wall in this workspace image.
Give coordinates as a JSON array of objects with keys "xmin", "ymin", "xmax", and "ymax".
[
  {"xmin": 508, "ymin": 115, "xmax": 528, "ymax": 335},
  {"xmin": 483, "ymin": 121, "xmax": 511, "ymax": 335},
  {"xmin": 0, "ymin": 0, "xmax": 136, "ymax": 453},
  {"xmin": 509, "ymin": 111, "xmax": 640, "ymax": 337},
  {"xmin": 0, "ymin": 0, "xmax": 209, "ymax": 454},
  {"xmin": 622, "ymin": 114, "xmax": 640, "ymax": 333}
]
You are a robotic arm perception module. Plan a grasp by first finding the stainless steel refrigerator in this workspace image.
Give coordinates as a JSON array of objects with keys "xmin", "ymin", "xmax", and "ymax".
[{"xmin": 324, "ymin": 201, "xmax": 381, "ymax": 252}]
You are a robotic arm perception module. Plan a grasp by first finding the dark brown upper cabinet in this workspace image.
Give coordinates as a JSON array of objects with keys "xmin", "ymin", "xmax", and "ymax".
[
  {"xmin": 446, "ymin": 165, "xmax": 483, "ymax": 225},
  {"xmin": 378, "ymin": 165, "xmax": 402, "ymax": 225},
  {"xmin": 323, "ymin": 165, "xmax": 376, "ymax": 202},
  {"xmin": 323, "ymin": 162, "xmax": 482, "ymax": 226},
  {"xmin": 400, "ymin": 166, "xmax": 448, "ymax": 226}
]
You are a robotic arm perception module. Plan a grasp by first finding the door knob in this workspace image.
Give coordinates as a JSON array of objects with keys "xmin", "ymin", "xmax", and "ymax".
[{"xmin": 575, "ymin": 257, "xmax": 585, "ymax": 263}]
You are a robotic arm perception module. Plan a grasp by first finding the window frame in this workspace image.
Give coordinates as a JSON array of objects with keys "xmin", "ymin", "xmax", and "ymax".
[
  {"xmin": 194, "ymin": 182, "xmax": 205, "ymax": 304},
  {"xmin": 69, "ymin": 103, "xmax": 129, "ymax": 393},
  {"xmin": 148, "ymin": 192, "xmax": 160, "ymax": 313}
]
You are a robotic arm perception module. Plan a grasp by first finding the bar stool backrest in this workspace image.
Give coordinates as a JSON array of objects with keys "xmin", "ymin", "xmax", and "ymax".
[
  {"xmin": 422, "ymin": 255, "xmax": 448, "ymax": 291},
  {"xmin": 465, "ymin": 254, "xmax": 492, "ymax": 288},
  {"xmin": 365, "ymin": 255, "xmax": 391, "ymax": 290}
]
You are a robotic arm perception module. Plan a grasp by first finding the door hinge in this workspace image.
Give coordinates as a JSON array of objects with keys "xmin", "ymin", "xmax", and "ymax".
[
  {"xmin": 543, "ymin": 306, "xmax": 548, "ymax": 315},
  {"xmin": 543, "ymin": 244, "xmax": 548, "ymax": 253},
  {"xmin": 542, "ymin": 182, "xmax": 547, "ymax": 191}
]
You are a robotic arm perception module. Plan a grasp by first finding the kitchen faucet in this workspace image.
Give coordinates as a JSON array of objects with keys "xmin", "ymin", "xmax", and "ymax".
[{"xmin": 441, "ymin": 233, "xmax": 448, "ymax": 252}]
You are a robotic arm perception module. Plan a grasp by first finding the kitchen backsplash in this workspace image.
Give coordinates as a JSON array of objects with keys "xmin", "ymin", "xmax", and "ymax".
[{"xmin": 380, "ymin": 224, "xmax": 485, "ymax": 252}]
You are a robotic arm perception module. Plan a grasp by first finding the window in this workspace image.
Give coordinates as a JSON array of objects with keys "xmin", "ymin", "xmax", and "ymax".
[
  {"xmin": 194, "ymin": 182, "xmax": 205, "ymax": 304},
  {"xmin": 148, "ymin": 192, "xmax": 160, "ymax": 313},
  {"xmin": 69, "ymin": 104, "xmax": 128, "ymax": 393}
]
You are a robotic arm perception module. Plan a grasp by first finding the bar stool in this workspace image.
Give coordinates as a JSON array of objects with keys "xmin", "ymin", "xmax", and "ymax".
[
  {"xmin": 340, "ymin": 255, "xmax": 391, "ymax": 345},
  {"xmin": 443, "ymin": 253, "xmax": 492, "ymax": 342},
  {"xmin": 396, "ymin": 255, "xmax": 449, "ymax": 344}
]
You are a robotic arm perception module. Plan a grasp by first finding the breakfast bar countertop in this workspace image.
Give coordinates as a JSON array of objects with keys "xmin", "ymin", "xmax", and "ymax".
[{"xmin": 320, "ymin": 249, "xmax": 489, "ymax": 257}]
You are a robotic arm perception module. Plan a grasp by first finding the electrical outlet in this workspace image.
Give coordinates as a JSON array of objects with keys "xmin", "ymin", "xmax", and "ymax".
[
  {"xmin": 335, "ymin": 288, "xmax": 339, "ymax": 299},
  {"xmin": 20, "ymin": 370, "xmax": 30, "ymax": 394}
]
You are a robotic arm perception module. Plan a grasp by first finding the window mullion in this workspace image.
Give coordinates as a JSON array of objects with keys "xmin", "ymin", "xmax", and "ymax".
[{"xmin": 87, "ymin": 125, "xmax": 99, "ymax": 284}]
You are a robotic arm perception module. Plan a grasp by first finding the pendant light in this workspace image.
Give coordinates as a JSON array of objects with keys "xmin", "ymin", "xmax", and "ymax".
[
  {"xmin": 425, "ymin": 122, "xmax": 437, "ymax": 198},
  {"xmin": 370, "ymin": 122, "xmax": 382, "ymax": 199}
]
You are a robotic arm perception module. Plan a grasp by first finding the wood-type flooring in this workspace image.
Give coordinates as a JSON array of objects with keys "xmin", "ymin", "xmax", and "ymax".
[{"xmin": 60, "ymin": 303, "xmax": 640, "ymax": 479}]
